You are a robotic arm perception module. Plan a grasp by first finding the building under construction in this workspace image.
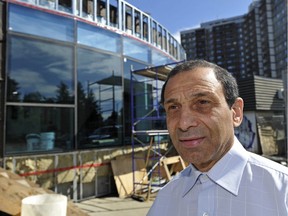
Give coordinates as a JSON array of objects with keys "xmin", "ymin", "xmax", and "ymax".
[{"xmin": 0, "ymin": 0, "xmax": 186, "ymax": 202}]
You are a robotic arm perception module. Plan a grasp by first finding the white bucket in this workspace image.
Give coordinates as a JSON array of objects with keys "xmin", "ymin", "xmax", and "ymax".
[
  {"xmin": 21, "ymin": 194, "xmax": 67, "ymax": 216},
  {"xmin": 26, "ymin": 134, "xmax": 41, "ymax": 151},
  {"xmin": 40, "ymin": 132, "xmax": 55, "ymax": 150}
]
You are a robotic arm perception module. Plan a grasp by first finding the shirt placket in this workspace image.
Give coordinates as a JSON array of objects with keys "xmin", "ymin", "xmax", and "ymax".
[{"xmin": 198, "ymin": 174, "xmax": 214, "ymax": 216}]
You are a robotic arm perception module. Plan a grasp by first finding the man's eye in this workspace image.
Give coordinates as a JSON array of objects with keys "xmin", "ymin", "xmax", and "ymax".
[
  {"xmin": 167, "ymin": 105, "xmax": 179, "ymax": 110},
  {"xmin": 199, "ymin": 100, "xmax": 210, "ymax": 105}
]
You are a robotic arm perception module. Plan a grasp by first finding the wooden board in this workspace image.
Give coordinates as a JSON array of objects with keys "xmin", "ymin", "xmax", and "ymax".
[
  {"xmin": 111, "ymin": 155, "xmax": 147, "ymax": 198},
  {"xmin": 160, "ymin": 156, "xmax": 186, "ymax": 181}
]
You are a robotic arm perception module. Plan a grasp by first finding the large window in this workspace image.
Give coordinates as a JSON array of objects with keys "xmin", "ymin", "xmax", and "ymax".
[
  {"xmin": 4, "ymin": 2, "xmax": 181, "ymax": 156},
  {"xmin": 9, "ymin": 4, "xmax": 74, "ymax": 42},
  {"xmin": 7, "ymin": 36, "xmax": 74, "ymax": 104},
  {"xmin": 123, "ymin": 59, "xmax": 148, "ymax": 138},
  {"xmin": 77, "ymin": 48, "xmax": 123, "ymax": 148},
  {"xmin": 77, "ymin": 21, "xmax": 121, "ymax": 53},
  {"xmin": 5, "ymin": 106, "xmax": 74, "ymax": 154},
  {"xmin": 125, "ymin": 59, "xmax": 167, "ymax": 144},
  {"xmin": 5, "ymin": 34, "xmax": 75, "ymax": 155},
  {"xmin": 123, "ymin": 37, "xmax": 150, "ymax": 63},
  {"xmin": 151, "ymin": 48, "xmax": 174, "ymax": 65}
]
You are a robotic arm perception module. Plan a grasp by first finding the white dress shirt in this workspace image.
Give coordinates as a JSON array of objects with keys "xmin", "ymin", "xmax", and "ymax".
[{"xmin": 147, "ymin": 138, "xmax": 288, "ymax": 216}]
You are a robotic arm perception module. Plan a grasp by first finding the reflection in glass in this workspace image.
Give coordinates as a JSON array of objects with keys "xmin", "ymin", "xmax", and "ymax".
[
  {"xmin": 7, "ymin": 36, "xmax": 74, "ymax": 104},
  {"xmin": 151, "ymin": 49, "xmax": 174, "ymax": 66},
  {"xmin": 9, "ymin": 4, "xmax": 74, "ymax": 42},
  {"xmin": 77, "ymin": 48, "xmax": 124, "ymax": 148},
  {"xmin": 18, "ymin": 0, "xmax": 36, "ymax": 4},
  {"xmin": 123, "ymin": 59, "xmax": 148, "ymax": 140},
  {"xmin": 39, "ymin": 0, "xmax": 56, "ymax": 9},
  {"xmin": 125, "ymin": 59, "xmax": 167, "ymax": 144},
  {"xmin": 123, "ymin": 37, "xmax": 150, "ymax": 63},
  {"xmin": 77, "ymin": 21, "xmax": 121, "ymax": 53},
  {"xmin": 6, "ymin": 106, "xmax": 74, "ymax": 154}
]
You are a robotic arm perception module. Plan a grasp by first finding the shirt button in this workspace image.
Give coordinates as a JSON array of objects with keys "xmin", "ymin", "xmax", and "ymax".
[{"xmin": 203, "ymin": 212, "xmax": 209, "ymax": 216}]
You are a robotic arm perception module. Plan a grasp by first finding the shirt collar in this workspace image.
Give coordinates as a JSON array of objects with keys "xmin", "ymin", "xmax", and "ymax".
[
  {"xmin": 181, "ymin": 164, "xmax": 202, "ymax": 197},
  {"xmin": 182, "ymin": 137, "xmax": 249, "ymax": 197}
]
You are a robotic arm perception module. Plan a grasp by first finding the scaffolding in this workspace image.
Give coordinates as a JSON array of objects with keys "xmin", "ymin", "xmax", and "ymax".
[{"xmin": 130, "ymin": 62, "xmax": 185, "ymax": 197}]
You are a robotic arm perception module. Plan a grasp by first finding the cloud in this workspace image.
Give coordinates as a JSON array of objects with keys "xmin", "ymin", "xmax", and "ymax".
[{"xmin": 13, "ymin": 69, "xmax": 58, "ymax": 95}]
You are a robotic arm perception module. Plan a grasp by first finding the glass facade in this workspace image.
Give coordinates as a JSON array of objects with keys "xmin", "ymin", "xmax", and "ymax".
[
  {"xmin": 77, "ymin": 48, "xmax": 123, "ymax": 148},
  {"xmin": 6, "ymin": 106, "xmax": 74, "ymax": 153},
  {"xmin": 7, "ymin": 36, "xmax": 74, "ymax": 104},
  {"xmin": 3, "ymin": 1, "xmax": 185, "ymax": 155},
  {"xmin": 9, "ymin": 4, "xmax": 74, "ymax": 42},
  {"xmin": 78, "ymin": 22, "xmax": 121, "ymax": 53},
  {"xmin": 123, "ymin": 37, "xmax": 150, "ymax": 62}
]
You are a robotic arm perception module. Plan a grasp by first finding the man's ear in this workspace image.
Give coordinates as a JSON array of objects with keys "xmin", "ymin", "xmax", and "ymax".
[{"xmin": 232, "ymin": 97, "xmax": 244, "ymax": 127}]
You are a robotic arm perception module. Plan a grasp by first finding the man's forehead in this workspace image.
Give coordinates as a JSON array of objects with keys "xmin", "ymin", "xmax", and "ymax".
[
  {"xmin": 165, "ymin": 75, "xmax": 220, "ymax": 94},
  {"xmin": 163, "ymin": 70, "xmax": 223, "ymax": 103}
]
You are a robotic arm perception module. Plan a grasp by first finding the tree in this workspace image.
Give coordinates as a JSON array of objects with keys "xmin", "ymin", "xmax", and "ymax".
[
  {"xmin": 7, "ymin": 77, "xmax": 21, "ymax": 102},
  {"xmin": 56, "ymin": 81, "xmax": 73, "ymax": 103}
]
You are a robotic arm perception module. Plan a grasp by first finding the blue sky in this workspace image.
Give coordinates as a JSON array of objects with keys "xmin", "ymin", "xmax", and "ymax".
[{"xmin": 126, "ymin": 0, "xmax": 253, "ymax": 41}]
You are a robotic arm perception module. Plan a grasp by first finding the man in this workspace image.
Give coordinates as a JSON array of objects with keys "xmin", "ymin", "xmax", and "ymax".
[{"xmin": 147, "ymin": 60, "xmax": 288, "ymax": 216}]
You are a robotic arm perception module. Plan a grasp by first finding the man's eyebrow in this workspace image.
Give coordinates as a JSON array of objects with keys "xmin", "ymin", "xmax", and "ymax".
[
  {"xmin": 187, "ymin": 90, "xmax": 214, "ymax": 97},
  {"xmin": 164, "ymin": 98, "xmax": 178, "ymax": 105},
  {"xmin": 164, "ymin": 91, "xmax": 214, "ymax": 105}
]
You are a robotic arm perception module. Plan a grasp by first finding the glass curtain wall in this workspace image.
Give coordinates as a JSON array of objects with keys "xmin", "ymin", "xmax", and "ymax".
[
  {"xmin": 6, "ymin": 4, "xmax": 75, "ymax": 154},
  {"xmin": 77, "ymin": 48, "xmax": 123, "ymax": 148},
  {"xmin": 4, "ymin": 2, "xmax": 180, "ymax": 155}
]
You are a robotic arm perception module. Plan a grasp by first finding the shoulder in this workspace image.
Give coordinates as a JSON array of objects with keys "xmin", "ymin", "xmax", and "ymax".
[{"xmin": 247, "ymin": 151, "xmax": 288, "ymax": 177}]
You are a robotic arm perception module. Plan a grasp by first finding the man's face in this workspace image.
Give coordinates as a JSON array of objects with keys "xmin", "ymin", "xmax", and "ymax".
[{"xmin": 163, "ymin": 67, "xmax": 243, "ymax": 172}]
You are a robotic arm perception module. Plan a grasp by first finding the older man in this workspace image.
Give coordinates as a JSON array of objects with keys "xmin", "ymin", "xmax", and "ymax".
[{"xmin": 147, "ymin": 60, "xmax": 288, "ymax": 216}]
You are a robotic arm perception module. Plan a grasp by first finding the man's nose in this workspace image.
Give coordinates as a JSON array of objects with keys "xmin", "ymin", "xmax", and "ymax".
[{"xmin": 178, "ymin": 107, "xmax": 199, "ymax": 131}]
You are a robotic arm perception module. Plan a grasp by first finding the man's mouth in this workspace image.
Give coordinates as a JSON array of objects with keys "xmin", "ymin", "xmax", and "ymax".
[{"xmin": 178, "ymin": 137, "xmax": 204, "ymax": 148}]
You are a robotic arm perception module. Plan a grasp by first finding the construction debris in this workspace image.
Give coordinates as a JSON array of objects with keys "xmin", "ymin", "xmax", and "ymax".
[
  {"xmin": 111, "ymin": 154, "xmax": 186, "ymax": 201},
  {"xmin": 0, "ymin": 167, "xmax": 88, "ymax": 216}
]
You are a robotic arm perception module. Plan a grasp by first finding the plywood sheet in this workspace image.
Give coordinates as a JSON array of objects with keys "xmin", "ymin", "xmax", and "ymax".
[{"xmin": 111, "ymin": 155, "xmax": 147, "ymax": 198}]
